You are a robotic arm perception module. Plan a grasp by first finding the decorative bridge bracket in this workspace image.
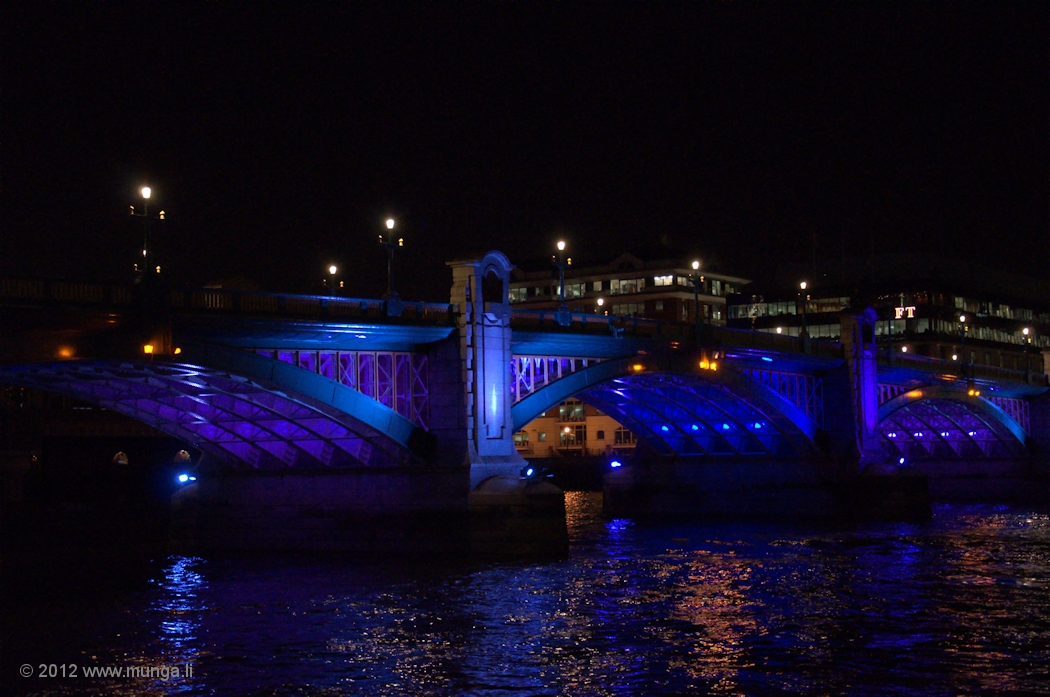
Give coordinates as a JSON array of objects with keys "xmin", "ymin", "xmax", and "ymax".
[
  {"xmin": 254, "ymin": 349, "xmax": 430, "ymax": 429},
  {"xmin": 510, "ymin": 355, "xmax": 605, "ymax": 404},
  {"xmin": 741, "ymin": 368, "xmax": 824, "ymax": 429}
]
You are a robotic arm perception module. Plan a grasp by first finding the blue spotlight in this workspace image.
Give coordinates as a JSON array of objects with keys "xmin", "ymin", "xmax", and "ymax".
[
  {"xmin": 898, "ymin": 457, "xmax": 906, "ymax": 466},
  {"xmin": 721, "ymin": 423, "xmax": 730, "ymax": 430},
  {"xmin": 753, "ymin": 422, "xmax": 763, "ymax": 429},
  {"xmin": 610, "ymin": 460, "xmax": 622, "ymax": 469},
  {"xmin": 176, "ymin": 473, "xmax": 197, "ymax": 485},
  {"xmin": 520, "ymin": 465, "xmax": 549, "ymax": 481},
  {"xmin": 661, "ymin": 425, "xmax": 669, "ymax": 432},
  {"xmin": 761, "ymin": 356, "xmax": 773, "ymax": 363}
]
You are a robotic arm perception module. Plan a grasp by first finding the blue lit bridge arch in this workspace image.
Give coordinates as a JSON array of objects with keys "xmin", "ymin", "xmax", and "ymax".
[{"xmin": 511, "ymin": 354, "xmax": 823, "ymax": 458}]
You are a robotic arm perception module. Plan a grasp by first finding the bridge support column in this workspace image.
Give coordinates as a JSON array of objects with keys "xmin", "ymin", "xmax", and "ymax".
[
  {"xmin": 1029, "ymin": 391, "xmax": 1050, "ymax": 478},
  {"xmin": 840, "ymin": 309, "xmax": 885, "ymax": 470},
  {"xmin": 447, "ymin": 252, "xmax": 566, "ymax": 557},
  {"xmin": 839, "ymin": 309, "xmax": 930, "ymax": 518}
]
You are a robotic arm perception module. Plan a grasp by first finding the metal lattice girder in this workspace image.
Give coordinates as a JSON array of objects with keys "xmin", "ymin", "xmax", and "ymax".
[
  {"xmin": 256, "ymin": 349, "xmax": 429, "ymax": 430},
  {"xmin": 742, "ymin": 368, "xmax": 824, "ymax": 428},
  {"xmin": 879, "ymin": 397, "xmax": 1027, "ymax": 460},
  {"xmin": 510, "ymin": 355, "xmax": 603, "ymax": 403},
  {"xmin": 878, "ymin": 384, "xmax": 908, "ymax": 406},
  {"xmin": 0, "ymin": 351, "xmax": 432, "ymax": 470},
  {"xmin": 987, "ymin": 396, "xmax": 1030, "ymax": 435}
]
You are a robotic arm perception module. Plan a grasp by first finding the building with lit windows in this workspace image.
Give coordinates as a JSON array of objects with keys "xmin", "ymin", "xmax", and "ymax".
[
  {"xmin": 513, "ymin": 399, "xmax": 638, "ymax": 459},
  {"xmin": 508, "ymin": 252, "xmax": 750, "ymax": 325},
  {"xmin": 727, "ymin": 256, "xmax": 1050, "ymax": 376}
]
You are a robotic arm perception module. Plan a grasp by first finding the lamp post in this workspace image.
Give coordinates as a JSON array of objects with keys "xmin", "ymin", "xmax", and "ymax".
[
  {"xmin": 596, "ymin": 297, "xmax": 605, "ymax": 314},
  {"xmin": 798, "ymin": 281, "xmax": 808, "ymax": 338},
  {"xmin": 552, "ymin": 240, "xmax": 572, "ymax": 325},
  {"xmin": 959, "ymin": 314, "xmax": 969, "ymax": 379},
  {"xmin": 688, "ymin": 260, "xmax": 704, "ymax": 339},
  {"xmin": 377, "ymin": 218, "xmax": 402, "ymax": 299},
  {"xmin": 129, "ymin": 186, "xmax": 165, "ymax": 281},
  {"xmin": 326, "ymin": 264, "xmax": 338, "ymax": 296},
  {"xmin": 1023, "ymin": 327, "xmax": 1032, "ymax": 380},
  {"xmin": 553, "ymin": 240, "xmax": 569, "ymax": 307}
]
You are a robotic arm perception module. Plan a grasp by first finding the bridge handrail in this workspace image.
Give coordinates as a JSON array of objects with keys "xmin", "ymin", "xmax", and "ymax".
[
  {"xmin": 0, "ymin": 275, "xmax": 454, "ymax": 324},
  {"xmin": 879, "ymin": 348, "xmax": 1048, "ymax": 386},
  {"xmin": 509, "ymin": 308, "xmax": 845, "ymax": 358},
  {"xmin": 0, "ymin": 276, "xmax": 134, "ymax": 306},
  {"xmin": 172, "ymin": 288, "xmax": 455, "ymax": 323}
]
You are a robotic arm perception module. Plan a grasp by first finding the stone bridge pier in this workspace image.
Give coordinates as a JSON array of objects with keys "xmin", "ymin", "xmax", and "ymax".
[{"xmin": 446, "ymin": 252, "xmax": 567, "ymax": 557}]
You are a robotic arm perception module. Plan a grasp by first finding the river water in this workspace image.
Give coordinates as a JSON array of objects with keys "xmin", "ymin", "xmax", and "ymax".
[{"xmin": 4, "ymin": 493, "xmax": 1050, "ymax": 696}]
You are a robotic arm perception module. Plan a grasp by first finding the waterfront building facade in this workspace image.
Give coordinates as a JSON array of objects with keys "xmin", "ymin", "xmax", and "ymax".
[
  {"xmin": 508, "ymin": 252, "xmax": 751, "ymax": 326},
  {"xmin": 727, "ymin": 256, "xmax": 1050, "ymax": 375}
]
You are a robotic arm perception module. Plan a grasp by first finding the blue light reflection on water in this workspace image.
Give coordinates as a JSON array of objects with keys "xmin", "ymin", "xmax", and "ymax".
[{"xmin": 6, "ymin": 498, "xmax": 1050, "ymax": 696}]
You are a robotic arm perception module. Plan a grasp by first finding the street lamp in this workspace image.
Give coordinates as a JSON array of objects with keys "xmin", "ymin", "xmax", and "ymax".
[
  {"xmin": 959, "ymin": 314, "xmax": 969, "ymax": 378},
  {"xmin": 129, "ymin": 186, "xmax": 165, "ymax": 280},
  {"xmin": 325, "ymin": 264, "xmax": 338, "ymax": 295},
  {"xmin": 688, "ymin": 260, "xmax": 703, "ymax": 332},
  {"xmin": 1023, "ymin": 327, "xmax": 1032, "ymax": 379},
  {"xmin": 798, "ymin": 281, "xmax": 808, "ymax": 336},
  {"xmin": 552, "ymin": 240, "xmax": 569, "ymax": 308},
  {"xmin": 596, "ymin": 297, "xmax": 605, "ymax": 314},
  {"xmin": 377, "ymin": 218, "xmax": 403, "ymax": 298}
]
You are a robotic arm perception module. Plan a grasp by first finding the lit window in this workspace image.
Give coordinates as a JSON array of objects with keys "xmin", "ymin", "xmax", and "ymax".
[{"xmin": 654, "ymin": 275, "xmax": 673, "ymax": 286}]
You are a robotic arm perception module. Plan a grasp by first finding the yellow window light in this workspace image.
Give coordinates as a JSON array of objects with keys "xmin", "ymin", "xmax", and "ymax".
[
  {"xmin": 173, "ymin": 347, "xmax": 182, "ymax": 355},
  {"xmin": 632, "ymin": 364, "xmax": 644, "ymax": 372},
  {"xmin": 143, "ymin": 344, "xmax": 154, "ymax": 355}
]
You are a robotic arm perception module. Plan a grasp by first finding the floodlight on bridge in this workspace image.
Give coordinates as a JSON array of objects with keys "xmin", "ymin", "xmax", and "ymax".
[
  {"xmin": 176, "ymin": 473, "xmax": 197, "ymax": 485},
  {"xmin": 520, "ymin": 464, "xmax": 550, "ymax": 482}
]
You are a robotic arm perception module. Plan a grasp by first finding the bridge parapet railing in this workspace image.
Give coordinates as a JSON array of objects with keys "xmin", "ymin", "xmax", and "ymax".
[
  {"xmin": 880, "ymin": 349, "xmax": 1048, "ymax": 386},
  {"xmin": 1, "ymin": 277, "xmax": 135, "ymax": 306},
  {"xmin": 712, "ymin": 326, "xmax": 844, "ymax": 359},
  {"xmin": 510, "ymin": 309, "xmax": 845, "ymax": 358},
  {"xmin": 511, "ymin": 309, "xmax": 697, "ymax": 340},
  {"xmin": 174, "ymin": 288, "xmax": 453, "ymax": 324}
]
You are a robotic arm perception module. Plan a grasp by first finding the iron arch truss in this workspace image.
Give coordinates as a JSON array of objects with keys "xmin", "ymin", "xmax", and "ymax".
[
  {"xmin": 0, "ymin": 345, "xmax": 432, "ymax": 470},
  {"xmin": 878, "ymin": 387, "xmax": 1028, "ymax": 460},
  {"xmin": 511, "ymin": 356, "xmax": 819, "ymax": 458}
]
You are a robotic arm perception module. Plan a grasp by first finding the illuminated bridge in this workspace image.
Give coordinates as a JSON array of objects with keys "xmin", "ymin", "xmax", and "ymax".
[{"xmin": 2, "ymin": 252, "xmax": 1048, "ymax": 547}]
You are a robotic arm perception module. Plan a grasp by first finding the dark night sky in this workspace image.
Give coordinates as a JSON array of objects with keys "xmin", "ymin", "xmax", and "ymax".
[{"xmin": 4, "ymin": 4, "xmax": 1047, "ymax": 301}]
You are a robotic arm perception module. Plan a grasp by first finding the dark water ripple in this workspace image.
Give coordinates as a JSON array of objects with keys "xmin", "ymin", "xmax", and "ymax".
[{"xmin": 4, "ymin": 496, "xmax": 1050, "ymax": 696}]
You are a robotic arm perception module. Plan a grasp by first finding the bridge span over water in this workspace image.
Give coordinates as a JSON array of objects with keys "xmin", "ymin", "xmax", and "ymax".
[{"xmin": 2, "ymin": 252, "xmax": 1049, "ymax": 551}]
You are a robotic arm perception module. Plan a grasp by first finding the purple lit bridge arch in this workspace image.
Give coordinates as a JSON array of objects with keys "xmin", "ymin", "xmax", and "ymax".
[
  {"xmin": 877, "ymin": 384, "xmax": 1031, "ymax": 460},
  {"xmin": 0, "ymin": 344, "xmax": 435, "ymax": 469}
]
